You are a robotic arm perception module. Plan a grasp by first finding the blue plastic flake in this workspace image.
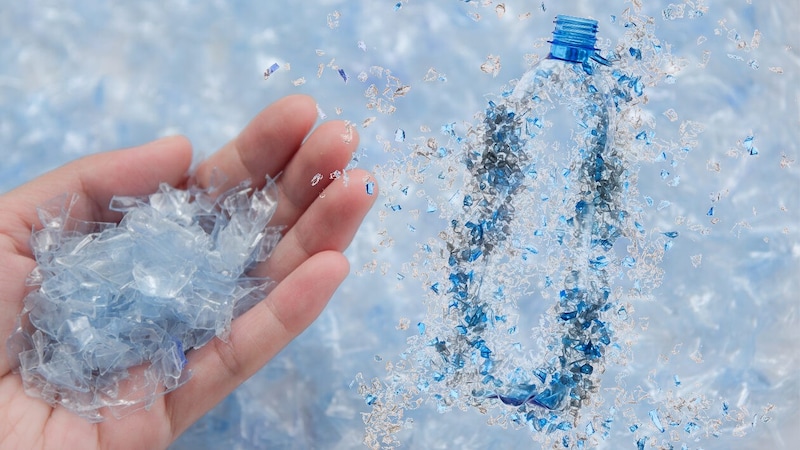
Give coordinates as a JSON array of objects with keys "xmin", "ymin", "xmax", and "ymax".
[
  {"xmin": 674, "ymin": 374, "xmax": 681, "ymax": 386},
  {"xmin": 649, "ymin": 409, "xmax": 665, "ymax": 433},
  {"xmin": 418, "ymin": 322, "xmax": 426, "ymax": 335},
  {"xmin": 263, "ymin": 62, "xmax": 280, "ymax": 79},
  {"xmin": 662, "ymin": 231, "xmax": 679, "ymax": 238},
  {"xmin": 743, "ymin": 135, "xmax": 758, "ymax": 155},
  {"xmin": 629, "ymin": 47, "xmax": 642, "ymax": 60},
  {"xmin": 395, "ymin": 128, "xmax": 406, "ymax": 142},
  {"xmin": 393, "ymin": 2, "xmax": 402, "ymax": 11},
  {"xmin": 707, "ymin": 206, "xmax": 714, "ymax": 216},
  {"xmin": 622, "ymin": 256, "xmax": 636, "ymax": 268},
  {"xmin": 8, "ymin": 178, "xmax": 281, "ymax": 420},
  {"xmin": 366, "ymin": 181, "xmax": 375, "ymax": 195},
  {"xmin": 338, "ymin": 68, "xmax": 348, "ymax": 83}
]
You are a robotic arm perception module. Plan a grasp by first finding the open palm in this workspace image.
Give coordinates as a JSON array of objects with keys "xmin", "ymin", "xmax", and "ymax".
[{"xmin": 0, "ymin": 95, "xmax": 376, "ymax": 449}]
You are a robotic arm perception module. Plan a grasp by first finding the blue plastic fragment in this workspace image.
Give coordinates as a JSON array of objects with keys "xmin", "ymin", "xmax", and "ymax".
[
  {"xmin": 649, "ymin": 409, "xmax": 665, "ymax": 432},
  {"xmin": 264, "ymin": 62, "xmax": 280, "ymax": 79}
]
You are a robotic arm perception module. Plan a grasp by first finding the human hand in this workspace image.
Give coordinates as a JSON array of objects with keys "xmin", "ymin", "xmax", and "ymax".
[{"xmin": 0, "ymin": 95, "xmax": 377, "ymax": 449}]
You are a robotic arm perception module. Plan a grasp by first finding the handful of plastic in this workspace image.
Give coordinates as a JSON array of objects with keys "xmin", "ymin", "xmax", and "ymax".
[{"xmin": 6, "ymin": 175, "xmax": 281, "ymax": 421}]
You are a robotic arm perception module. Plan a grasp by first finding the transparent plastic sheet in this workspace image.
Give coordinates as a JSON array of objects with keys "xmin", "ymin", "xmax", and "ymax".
[{"xmin": 1, "ymin": 1, "xmax": 797, "ymax": 448}]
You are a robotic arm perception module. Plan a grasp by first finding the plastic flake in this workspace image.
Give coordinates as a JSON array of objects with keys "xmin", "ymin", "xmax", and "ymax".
[{"xmin": 7, "ymin": 177, "xmax": 281, "ymax": 421}]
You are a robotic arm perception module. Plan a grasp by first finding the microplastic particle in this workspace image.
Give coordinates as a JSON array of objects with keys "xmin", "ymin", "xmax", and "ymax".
[
  {"xmin": 691, "ymin": 254, "xmax": 703, "ymax": 267},
  {"xmin": 263, "ymin": 62, "xmax": 280, "ymax": 79},
  {"xmin": 674, "ymin": 375, "xmax": 681, "ymax": 386},
  {"xmin": 394, "ymin": 85, "xmax": 411, "ymax": 98},
  {"xmin": 743, "ymin": 135, "xmax": 758, "ymax": 155},
  {"xmin": 366, "ymin": 181, "xmax": 375, "ymax": 195},
  {"xmin": 358, "ymin": 40, "xmax": 367, "ymax": 51},
  {"xmin": 649, "ymin": 409, "xmax": 665, "ymax": 432},
  {"xmin": 663, "ymin": 3, "xmax": 685, "ymax": 20},
  {"xmin": 338, "ymin": 68, "xmax": 348, "ymax": 83},
  {"xmin": 326, "ymin": 10, "xmax": 340, "ymax": 29},
  {"xmin": 311, "ymin": 173, "xmax": 323, "ymax": 186},
  {"xmin": 480, "ymin": 55, "xmax": 502, "ymax": 77},
  {"xmin": 393, "ymin": 2, "xmax": 401, "ymax": 11}
]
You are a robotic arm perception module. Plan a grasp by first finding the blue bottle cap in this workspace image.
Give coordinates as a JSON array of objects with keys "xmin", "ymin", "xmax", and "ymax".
[{"xmin": 548, "ymin": 15, "xmax": 609, "ymax": 66}]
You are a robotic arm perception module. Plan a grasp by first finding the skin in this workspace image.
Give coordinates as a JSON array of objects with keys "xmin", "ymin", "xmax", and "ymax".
[{"xmin": 0, "ymin": 95, "xmax": 377, "ymax": 450}]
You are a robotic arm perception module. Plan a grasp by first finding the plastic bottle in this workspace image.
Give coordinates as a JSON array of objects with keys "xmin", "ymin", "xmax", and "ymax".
[{"xmin": 436, "ymin": 14, "xmax": 627, "ymax": 423}]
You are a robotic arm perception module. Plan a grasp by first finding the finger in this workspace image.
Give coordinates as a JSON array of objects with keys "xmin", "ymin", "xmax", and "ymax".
[
  {"xmin": 0, "ymin": 136, "xmax": 193, "ymax": 254},
  {"xmin": 165, "ymin": 250, "xmax": 349, "ymax": 439},
  {"xmin": 269, "ymin": 119, "xmax": 359, "ymax": 227},
  {"xmin": 258, "ymin": 168, "xmax": 377, "ymax": 282},
  {"xmin": 193, "ymin": 94, "xmax": 318, "ymax": 192}
]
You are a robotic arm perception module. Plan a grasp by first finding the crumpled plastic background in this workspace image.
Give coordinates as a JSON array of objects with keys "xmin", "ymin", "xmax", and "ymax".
[{"xmin": 1, "ymin": 1, "xmax": 797, "ymax": 448}]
